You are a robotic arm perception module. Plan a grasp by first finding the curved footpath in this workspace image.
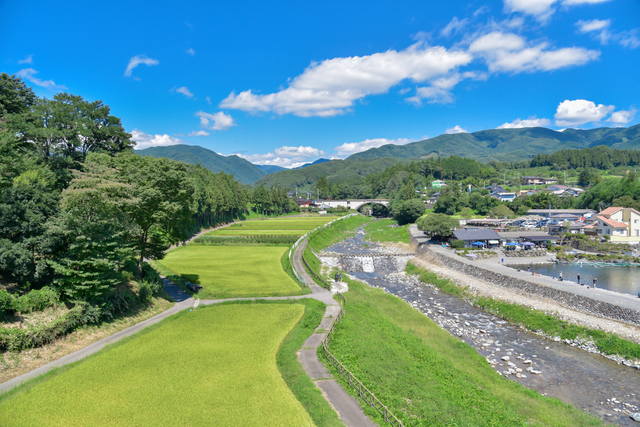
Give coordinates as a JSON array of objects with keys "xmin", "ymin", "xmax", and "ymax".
[
  {"xmin": 0, "ymin": 230, "xmax": 375, "ymax": 427},
  {"xmin": 409, "ymin": 225, "xmax": 640, "ymax": 319}
]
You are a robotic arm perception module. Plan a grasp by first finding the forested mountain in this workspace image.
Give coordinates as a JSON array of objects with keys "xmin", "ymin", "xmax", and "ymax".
[
  {"xmin": 293, "ymin": 158, "xmax": 331, "ymax": 169},
  {"xmin": 134, "ymin": 145, "xmax": 267, "ymax": 185},
  {"xmin": 347, "ymin": 125, "xmax": 640, "ymax": 162},
  {"xmin": 256, "ymin": 164, "xmax": 286, "ymax": 174},
  {"xmin": 254, "ymin": 157, "xmax": 415, "ymax": 193}
]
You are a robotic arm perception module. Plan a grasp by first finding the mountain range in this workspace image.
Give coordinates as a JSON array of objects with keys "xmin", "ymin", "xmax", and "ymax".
[
  {"xmin": 348, "ymin": 125, "xmax": 640, "ymax": 162},
  {"xmin": 134, "ymin": 125, "xmax": 640, "ymax": 187}
]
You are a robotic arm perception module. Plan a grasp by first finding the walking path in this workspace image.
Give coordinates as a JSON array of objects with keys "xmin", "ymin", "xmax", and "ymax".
[
  {"xmin": 409, "ymin": 225, "xmax": 640, "ymax": 315},
  {"xmin": 1, "ymin": 227, "xmax": 375, "ymax": 427}
]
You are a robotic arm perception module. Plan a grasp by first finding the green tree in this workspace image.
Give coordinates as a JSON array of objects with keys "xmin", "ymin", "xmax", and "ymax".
[
  {"xmin": 393, "ymin": 199, "xmax": 426, "ymax": 225},
  {"xmin": 488, "ymin": 204, "xmax": 514, "ymax": 219},
  {"xmin": 316, "ymin": 176, "xmax": 330, "ymax": 199},
  {"xmin": 417, "ymin": 213, "xmax": 459, "ymax": 240},
  {"xmin": 0, "ymin": 73, "xmax": 36, "ymax": 118}
]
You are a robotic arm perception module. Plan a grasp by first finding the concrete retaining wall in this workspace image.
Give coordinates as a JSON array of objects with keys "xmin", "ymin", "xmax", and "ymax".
[{"xmin": 411, "ymin": 236, "xmax": 640, "ymax": 326}]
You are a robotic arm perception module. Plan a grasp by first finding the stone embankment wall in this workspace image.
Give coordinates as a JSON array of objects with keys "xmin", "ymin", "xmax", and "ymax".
[{"xmin": 411, "ymin": 237, "xmax": 640, "ymax": 326}]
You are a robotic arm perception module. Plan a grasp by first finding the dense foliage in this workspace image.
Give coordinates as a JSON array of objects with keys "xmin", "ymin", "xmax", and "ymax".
[{"xmin": 0, "ymin": 73, "xmax": 248, "ymax": 323}]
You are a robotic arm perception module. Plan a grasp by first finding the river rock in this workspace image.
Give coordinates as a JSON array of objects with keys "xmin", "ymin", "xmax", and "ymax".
[
  {"xmin": 502, "ymin": 356, "xmax": 510, "ymax": 361},
  {"xmin": 523, "ymin": 359, "xmax": 532, "ymax": 364}
]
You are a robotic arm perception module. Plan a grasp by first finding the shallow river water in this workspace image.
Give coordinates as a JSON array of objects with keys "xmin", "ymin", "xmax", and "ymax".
[{"xmin": 323, "ymin": 230, "xmax": 640, "ymax": 426}]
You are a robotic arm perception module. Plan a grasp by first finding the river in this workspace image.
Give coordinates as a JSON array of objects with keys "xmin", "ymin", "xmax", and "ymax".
[
  {"xmin": 508, "ymin": 262, "xmax": 640, "ymax": 297},
  {"xmin": 321, "ymin": 229, "xmax": 640, "ymax": 426}
]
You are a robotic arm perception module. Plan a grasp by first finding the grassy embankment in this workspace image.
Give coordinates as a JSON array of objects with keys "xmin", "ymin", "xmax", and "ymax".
[
  {"xmin": 363, "ymin": 218, "xmax": 410, "ymax": 243},
  {"xmin": 406, "ymin": 262, "xmax": 640, "ymax": 363},
  {"xmin": 303, "ymin": 215, "xmax": 371, "ymax": 286},
  {"xmin": 0, "ymin": 301, "xmax": 341, "ymax": 427},
  {"xmin": 325, "ymin": 275, "xmax": 602, "ymax": 426}
]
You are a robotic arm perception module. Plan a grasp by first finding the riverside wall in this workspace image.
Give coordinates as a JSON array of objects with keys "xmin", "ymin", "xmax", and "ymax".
[{"xmin": 410, "ymin": 236, "xmax": 640, "ymax": 326}]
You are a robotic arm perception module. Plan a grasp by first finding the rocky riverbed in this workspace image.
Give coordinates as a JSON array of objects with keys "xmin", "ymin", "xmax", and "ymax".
[{"xmin": 320, "ymin": 229, "xmax": 640, "ymax": 426}]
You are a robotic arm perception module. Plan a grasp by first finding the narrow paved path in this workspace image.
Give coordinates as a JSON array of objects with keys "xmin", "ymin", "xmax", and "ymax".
[{"xmin": 1, "ymin": 225, "xmax": 376, "ymax": 427}]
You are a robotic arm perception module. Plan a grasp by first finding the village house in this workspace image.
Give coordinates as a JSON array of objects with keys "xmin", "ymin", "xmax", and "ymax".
[
  {"xmin": 595, "ymin": 207, "xmax": 640, "ymax": 244},
  {"xmin": 431, "ymin": 180, "xmax": 447, "ymax": 189},
  {"xmin": 522, "ymin": 176, "xmax": 558, "ymax": 185}
]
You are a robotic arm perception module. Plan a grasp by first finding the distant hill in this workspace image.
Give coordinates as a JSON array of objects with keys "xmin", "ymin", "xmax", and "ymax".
[
  {"xmin": 134, "ymin": 145, "xmax": 267, "ymax": 185},
  {"xmin": 254, "ymin": 157, "xmax": 414, "ymax": 190},
  {"xmin": 256, "ymin": 164, "xmax": 286, "ymax": 174},
  {"xmin": 347, "ymin": 125, "xmax": 640, "ymax": 162},
  {"xmin": 293, "ymin": 158, "xmax": 331, "ymax": 169}
]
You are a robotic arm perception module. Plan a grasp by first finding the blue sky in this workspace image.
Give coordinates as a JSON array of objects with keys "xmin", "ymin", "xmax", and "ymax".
[{"xmin": 2, "ymin": 0, "xmax": 639, "ymax": 167}]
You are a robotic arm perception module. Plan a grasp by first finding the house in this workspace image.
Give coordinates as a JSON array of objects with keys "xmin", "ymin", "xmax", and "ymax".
[
  {"xmin": 498, "ymin": 231, "xmax": 559, "ymax": 245},
  {"xmin": 595, "ymin": 207, "xmax": 640, "ymax": 244},
  {"xmin": 296, "ymin": 198, "xmax": 313, "ymax": 208},
  {"xmin": 547, "ymin": 213, "xmax": 582, "ymax": 235},
  {"xmin": 540, "ymin": 184, "xmax": 569, "ymax": 195},
  {"xmin": 522, "ymin": 176, "xmax": 558, "ymax": 185},
  {"xmin": 431, "ymin": 180, "xmax": 447, "ymax": 189},
  {"xmin": 452, "ymin": 229, "xmax": 502, "ymax": 248},
  {"xmin": 488, "ymin": 185, "xmax": 516, "ymax": 202}
]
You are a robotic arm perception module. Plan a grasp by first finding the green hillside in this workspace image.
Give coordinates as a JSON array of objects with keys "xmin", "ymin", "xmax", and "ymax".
[
  {"xmin": 134, "ymin": 145, "xmax": 267, "ymax": 185},
  {"xmin": 348, "ymin": 125, "xmax": 640, "ymax": 162},
  {"xmin": 255, "ymin": 157, "xmax": 414, "ymax": 190}
]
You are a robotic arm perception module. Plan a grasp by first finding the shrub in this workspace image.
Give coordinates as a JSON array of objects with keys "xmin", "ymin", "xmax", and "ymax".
[
  {"xmin": 138, "ymin": 282, "xmax": 152, "ymax": 303},
  {"xmin": 451, "ymin": 240, "xmax": 465, "ymax": 249},
  {"xmin": 11, "ymin": 286, "xmax": 59, "ymax": 313},
  {"xmin": 0, "ymin": 290, "xmax": 13, "ymax": 315}
]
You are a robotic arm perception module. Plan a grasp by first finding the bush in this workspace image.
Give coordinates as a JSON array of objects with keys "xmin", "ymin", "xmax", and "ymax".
[
  {"xmin": 392, "ymin": 199, "xmax": 426, "ymax": 225},
  {"xmin": 0, "ymin": 290, "xmax": 13, "ymax": 315},
  {"xmin": 451, "ymin": 240, "xmax": 465, "ymax": 249},
  {"xmin": 138, "ymin": 282, "xmax": 152, "ymax": 302},
  {"xmin": 11, "ymin": 286, "xmax": 59, "ymax": 313}
]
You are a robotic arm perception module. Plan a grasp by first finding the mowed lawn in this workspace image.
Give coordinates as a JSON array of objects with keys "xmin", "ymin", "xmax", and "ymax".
[
  {"xmin": 0, "ymin": 304, "xmax": 313, "ymax": 427},
  {"xmin": 207, "ymin": 217, "xmax": 334, "ymax": 236},
  {"xmin": 158, "ymin": 245, "xmax": 302, "ymax": 298}
]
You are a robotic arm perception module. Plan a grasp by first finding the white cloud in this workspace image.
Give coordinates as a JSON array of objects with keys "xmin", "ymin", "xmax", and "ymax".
[
  {"xmin": 186, "ymin": 48, "xmax": 196, "ymax": 56},
  {"xmin": 196, "ymin": 111, "xmax": 236, "ymax": 131},
  {"xmin": 504, "ymin": 0, "xmax": 612, "ymax": 21},
  {"xmin": 206, "ymin": 96, "xmax": 212, "ymax": 105},
  {"xmin": 18, "ymin": 55, "xmax": 33, "ymax": 64},
  {"xmin": 124, "ymin": 55, "xmax": 159, "ymax": 77},
  {"xmin": 469, "ymin": 31, "xmax": 599, "ymax": 73},
  {"xmin": 607, "ymin": 108, "xmax": 637, "ymax": 125},
  {"xmin": 576, "ymin": 19, "xmax": 610, "ymax": 33},
  {"xmin": 219, "ymin": 42, "xmax": 472, "ymax": 117},
  {"xmin": 174, "ymin": 86, "xmax": 194, "ymax": 98},
  {"xmin": 554, "ymin": 99, "xmax": 615, "ymax": 126},
  {"xmin": 131, "ymin": 129, "xmax": 187, "ymax": 150},
  {"xmin": 188, "ymin": 130, "xmax": 210, "ymax": 137},
  {"xmin": 504, "ymin": 0, "xmax": 557, "ymax": 21},
  {"xmin": 445, "ymin": 125, "xmax": 468, "ymax": 134},
  {"xmin": 235, "ymin": 145, "xmax": 326, "ymax": 168},
  {"xmin": 15, "ymin": 68, "xmax": 67, "ymax": 91},
  {"xmin": 274, "ymin": 146, "xmax": 326, "ymax": 158},
  {"xmin": 497, "ymin": 116, "xmax": 551, "ymax": 128},
  {"xmin": 407, "ymin": 73, "xmax": 466, "ymax": 105},
  {"xmin": 333, "ymin": 138, "xmax": 414, "ymax": 157},
  {"xmin": 441, "ymin": 17, "xmax": 468, "ymax": 38}
]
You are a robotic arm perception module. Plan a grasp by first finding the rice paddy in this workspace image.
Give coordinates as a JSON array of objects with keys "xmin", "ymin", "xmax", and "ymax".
[
  {"xmin": 158, "ymin": 245, "xmax": 303, "ymax": 298},
  {"xmin": 206, "ymin": 217, "xmax": 335, "ymax": 237},
  {"xmin": 0, "ymin": 303, "xmax": 313, "ymax": 427}
]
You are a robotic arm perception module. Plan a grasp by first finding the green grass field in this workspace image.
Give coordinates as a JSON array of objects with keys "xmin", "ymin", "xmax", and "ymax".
[
  {"xmin": 0, "ymin": 304, "xmax": 314, "ymax": 427},
  {"xmin": 325, "ymin": 277, "xmax": 601, "ymax": 426},
  {"xmin": 158, "ymin": 245, "xmax": 304, "ymax": 298},
  {"xmin": 363, "ymin": 219, "xmax": 410, "ymax": 243},
  {"xmin": 207, "ymin": 218, "xmax": 335, "ymax": 236}
]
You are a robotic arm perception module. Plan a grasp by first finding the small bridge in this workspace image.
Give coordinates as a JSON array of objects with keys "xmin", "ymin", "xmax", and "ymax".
[{"xmin": 316, "ymin": 199, "xmax": 389, "ymax": 210}]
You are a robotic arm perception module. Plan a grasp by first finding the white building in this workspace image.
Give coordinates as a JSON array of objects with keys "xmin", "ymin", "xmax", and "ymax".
[{"xmin": 595, "ymin": 207, "xmax": 640, "ymax": 244}]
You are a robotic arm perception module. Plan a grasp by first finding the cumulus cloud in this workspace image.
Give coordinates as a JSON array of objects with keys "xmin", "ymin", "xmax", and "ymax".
[
  {"xmin": 131, "ymin": 129, "xmax": 187, "ymax": 150},
  {"xmin": 333, "ymin": 138, "xmax": 414, "ymax": 157},
  {"xmin": 18, "ymin": 55, "xmax": 33, "ymax": 64},
  {"xmin": 497, "ymin": 116, "xmax": 551, "ymax": 128},
  {"xmin": 188, "ymin": 130, "xmax": 210, "ymax": 137},
  {"xmin": 196, "ymin": 111, "xmax": 236, "ymax": 131},
  {"xmin": 608, "ymin": 108, "xmax": 637, "ymax": 125},
  {"xmin": 554, "ymin": 99, "xmax": 615, "ymax": 126},
  {"xmin": 576, "ymin": 19, "xmax": 610, "ymax": 33},
  {"xmin": 441, "ymin": 17, "xmax": 468, "ymax": 38},
  {"xmin": 15, "ymin": 68, "xmax": 67, "ymax": 91},
  {"xmin": 174, "ymin": 86, "xmax": 194, "ymax": 98},
  {"xmin": 186, "ymin": 48, "xmax": 196, "ymax": 56},
  {"xmin": 219, "ymin": 43, "xmax": 472, "ymax": 117},
  {"xmin": 445, "ymin": 125, "xmax": 468, "ymax": 134},
  {"xmin": 469, "ymin": 31, "xmax": 599, "ymax": 73},
  {"xmin": 124, "ymin": 55, "xmax": 159, "ymax": 77},
  {"xmin": 407, "ymin": 71, "xmax": 485, "ymax": 105},
  {"xmin": 504, "ymin": 0, "xmax": 611, "ymax": 21},
  {"xmin": 235, "ymin": 145, "xmax": 326, "ymax": 168}
]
